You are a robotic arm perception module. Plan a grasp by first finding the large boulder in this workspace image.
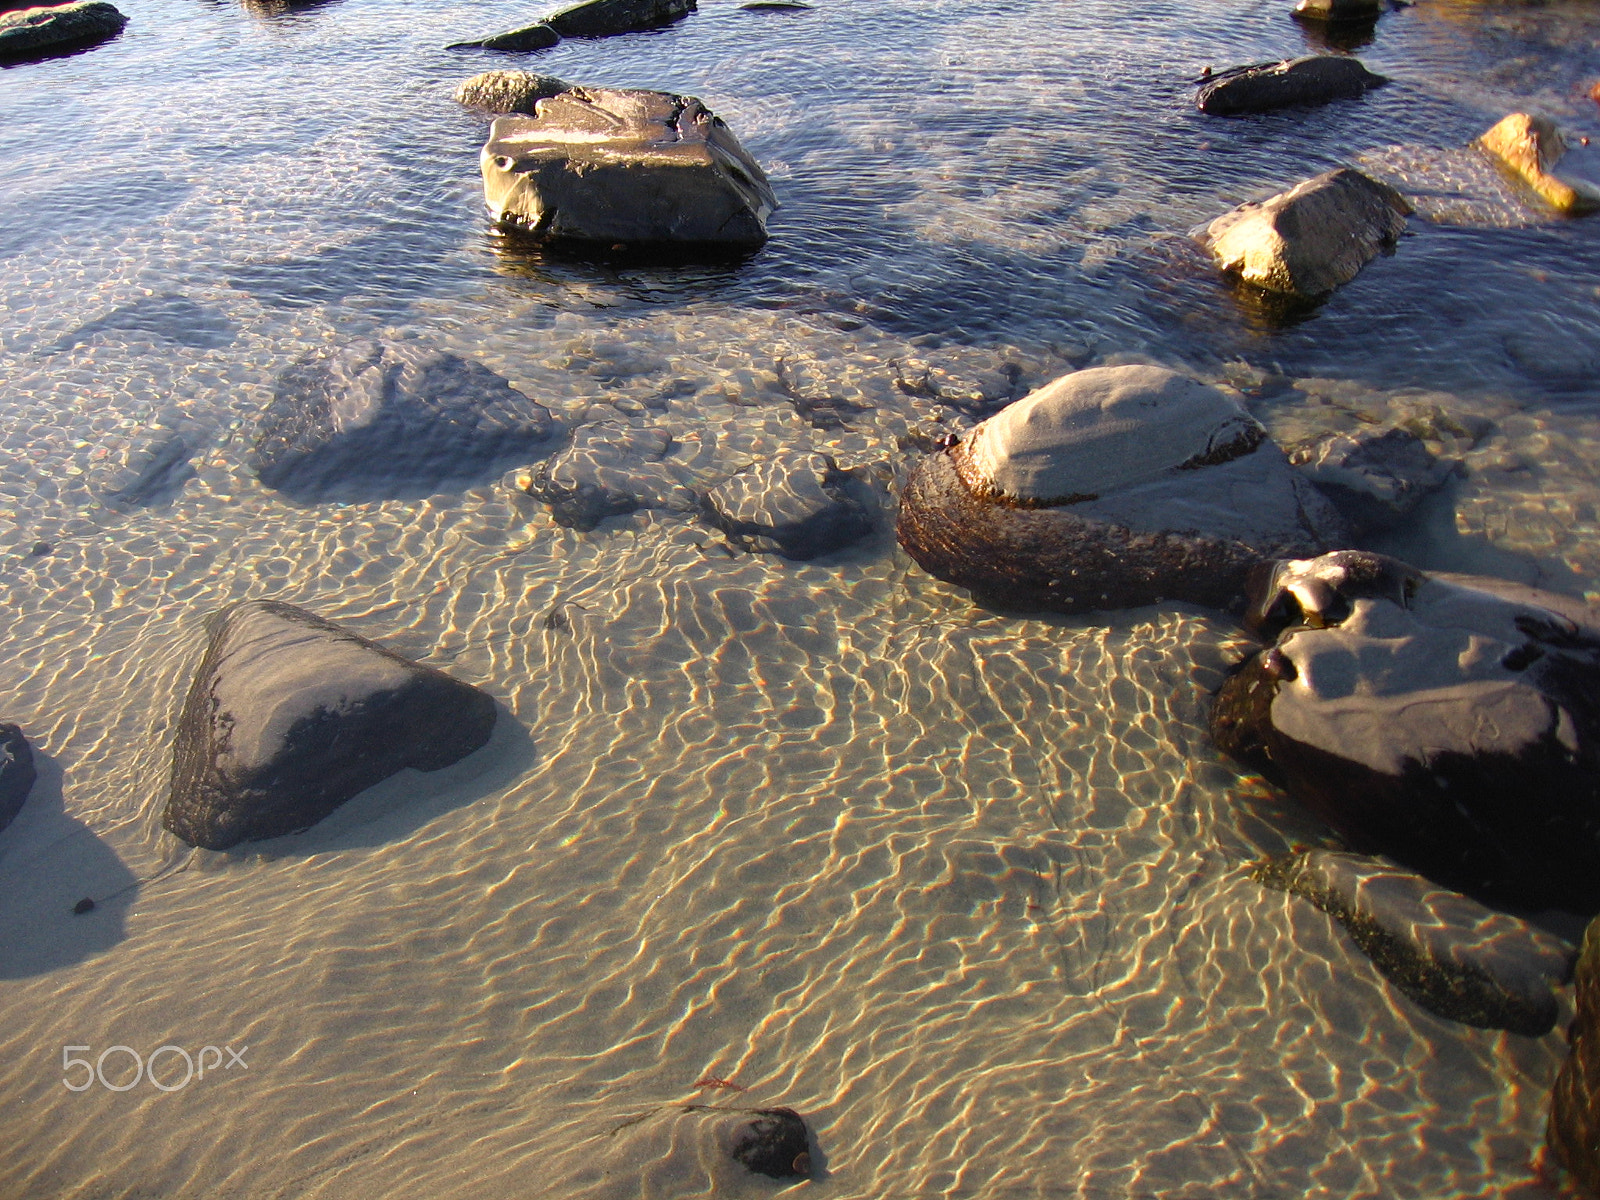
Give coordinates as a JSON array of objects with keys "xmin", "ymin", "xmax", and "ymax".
[
  {"xmin": 1195, "ymin": 168, "xmax": 1411, "ymax": 299},
  {"xmin": 162, "ymin": 601, "xmax": 497, "ymax": 851},
  {"xmin": 454, "ymin": 69, "xmax": 571, "ymax": 115},
  {"xmin": 1196, "ymin": 56, "xmax": 1386, "ymax": 116},
  {"xmin": 0, "ymin": 0, "xmax": 123, "ymax": 62},
  {"xmin": 250, "ymin": 340, "xmax": 553, "ymax": 497},
  {"xmin": 1476, "ymin": 113, "xmax": 1600, "ymax": 217},
  {"xmin": 1257, "ymin": 849, "xmax": 1574, "ymax": 1035},
  {"xmin": 1212, "ymin": 550, "xmax": 1600, "ymax": 911},
  {"xmin": 481, "ymin": 87, "xmax": 777, "ymax": 249},
  {"xmin": 704, "ymin": 451, "xmax": 873, "ymax": 559},
  {"xmin": 545, "ymin": 0, "xmax": 694, "ymax": 37},
  {"xmin": 1550, "ymin": 918, "xmax": 1600, "ymax": 1191},
  {"xmin": 0, "ymin": 724, "xmax": 36, "ymax": 835},
  {"xmin": 895, "ymin": 365, "xmax": 1345, "ymax": 614}
]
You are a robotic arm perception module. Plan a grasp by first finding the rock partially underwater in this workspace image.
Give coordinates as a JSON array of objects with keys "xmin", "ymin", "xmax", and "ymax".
[
  {"xmin": 1257, "ymin": 849, "xmax": 1574, "ymax": 1035},
  {"xmin": 1196, "ymin": 55, "xmax": 1386, "ymax": 115},
  {"xmin": 0, "ymin": 723, "xmax": 36, "ymax": 835},
  {"xmin": 1476, "ymin": 112, "xmax": 1600, "ymax": 217},
  {"xmin": 1287, "ymin": 425, "xmax": 1455, "ymax": 534},
  {"xmin": 454, "ymin": 69, "xmax": 571, "ymax": 115},
  {"xmin": 481, "ymin": 87, "xmax": 776, "ymax": 249},
  {"xmin": 704, "ymin": 451, "xmax": 873, "ymax": 560},
  {"xmin": 1213, "ymin": 551, "xmax": 1600, "ymax": 912},
  {"xmin": 162, "ymin": 601, "xmax": 497, "ymax": 851},
  {"xmin": 895, "ymin": 364, "xmax": 1344, "ymax": 613},
  {"xmin": 449, "ymin": 0, "xmax": 695, "ymax": 53},
  {"xmin": 0, "ymin": 0, "xmax": 124, "ymax": 63},
  {"xmin": 1550, "ymin": 918, "xmax": 1600, "ymax": 1192}
]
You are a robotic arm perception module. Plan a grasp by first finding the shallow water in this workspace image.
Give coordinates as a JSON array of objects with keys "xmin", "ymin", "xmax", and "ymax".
[{"xmin": 1, "ymin": 0, "xmax": 1598, "ymax": 1195}]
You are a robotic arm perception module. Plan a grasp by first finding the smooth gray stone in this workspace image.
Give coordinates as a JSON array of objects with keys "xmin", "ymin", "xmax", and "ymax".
[
  {"xmin": 250, "ymin": 340, "xmax": 553, "ymax": 497},
  {"xmin": 523, "ymin": 423, "xmax": 692, "ymax": 530},
  {"xmin": 1290, "ymin": 425, "xmax": 1455, "ymax": 532},
  {"xmin": 0, "ymin": 723, "xmax": 36, "ymax": 835},
  {"xmin": 0, "ymin": 0, "xmax": 124, "ymax": 61},
  {"xmin": 162, "ymin": 601, "xmax": 496, "ymax": 851},
  {"xmin": 1258, "ymin": 849, "xmax": 1574, "ymax": 1035},
  {"xmin": 481, "ymin": 87, "xmax": 776, "ymax": 248},
  {"xmin": 704, "ymin": 451, "xmax": 871, "ymax": 559},
  {"xmin": 1197, "ymin": 55, "xmax": 1386, "ymax": 115},
  {"xmin": 453, "ymin": 69, "xmax": 571, "ymax": 115},
  {"xmin": 545, "ymin": 0, "xmax": 693, "ymax": 37},
  {"xmin": 447, "ymin": 21, "xmax": 560, "ymax": 51},
  {"xmin": 1195, "ymin": 168, "xmax": 1411, "ymax": 298}
]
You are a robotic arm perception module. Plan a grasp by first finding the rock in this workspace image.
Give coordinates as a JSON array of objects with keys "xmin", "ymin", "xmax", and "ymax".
[
  {"xmin": 447, "ymin": 21, "xmax": 560, "ymax": 52},
  {"xmin": 1212, "ymin": 550, "xmax": 1600, "ymax": 911},
  {"xmin": 1476, "ymin": 113, "xmax": 1600, "ymax": 217},
  {"xmin": 250, "ymin": 340, "xmax": 553, "ymax": 497},
  {"xmin": 1549, "ymin": 918, "xmax": 1600, "ymax": 1191},
  {"xmin": 98, "ymin": 416, "xmax": 216, "ymax": 509},
  {"xmin": 453, "ymin": 69, "xmax": 571, "ymax": 115},
  {"xmin": 1257, "ymin": 849, "xmax": 1574, "ymax": 1035},
  {"xmin": 741, "ymin": 1, "xmax": 812, "ymax": 10},
  {"xmin": 705, "ymin": 451, "xmax": 872, "ymax": 559},
  {"xmin": 47, "ymin": 293, "xmax": 234, "ymax": 353},
  {"xmin": 1289, "ymin": 425, "xmax": 1455, "ymax": 533},
  {"xmin": 544, "ymin": 0, "xmax": 694, "ymax": 38},
  {"xmin": 522, "ymin": 423, "xmax": 694, "ymax": 530},
  {"xmin": 0, "ymin": 723, "xmax": 37, "ymax": 835},
  {"xmin": 481, "ymin": 87, "xmax": 777, "ymax": 249},
  {"xmin": 1292, "ymin": 0, "xmax": 1381, "ymax": 19},
  {"xmin": 162, "ymin": 601, "xmax": 497, "ymax": 851},
  {"xmin": 895, "ymin": 365, "xmax": 1345, "ymax": 614},
  {"xmin": 727, "ymin": 1107, "xmax": 811, "ymax": 1179},
  {"xmin": 1195, "ymin": 168, "xmax": 1411, "ymax": 299},
  {"xmin": 573, "ymin": 1104, "xmax": 812, "ymax": 1191},
  {"xmin": 1197, "ymin": 56, "xmax": 1385, "ymax": 116},
  {"xmin": 0, "ymin": 0, "xmax": 124, "ymax": 62}
]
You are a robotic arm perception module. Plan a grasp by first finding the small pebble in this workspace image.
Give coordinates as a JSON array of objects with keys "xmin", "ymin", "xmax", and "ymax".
[
  {"xmin": 28, "ymin": 542, "xmax": 52, "ymax": 557},
  {"xmin": 73, "ymin": 898, "xmax": 95, "ymax": 915}
]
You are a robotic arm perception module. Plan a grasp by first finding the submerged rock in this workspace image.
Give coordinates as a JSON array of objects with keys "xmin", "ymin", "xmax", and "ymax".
[
  {"xmin": 1476, "ymin": 112, "xmax": 1600, "ymax": 217},
  {"xmin": 481, "ymin": 87, "xmax": 776, "ymax": 249},
  {"xmin": 1195, "ymin": 168, "xmax": 1410, "ymax": 299},
  {"xmin": 251, "ymin": 340, "xmax": 553, "ymax": 497},
  {"xmin": 0, "ymin": 723, "xmax": 36, "ymax": 835},
  {"xmin": 1549, "ymin": 918, "xmax": 1600, "ymax": 1190},
  {"xmin": 1213, "ymin": 551, "xmax": 1600, "ymax": 911},
  {"xmin": 453, "ymin": 69, "xmax": 571, "ymax": 115},
  {"xmin": 573, "ymin": 1104, "xmax": 812, "ymax": 1192},
  {"xmin": 162, "ymin": 601, "xmax": 497, "ymax": 851},
  {"xmin": 1289, "ymin": 425, "xmax": 1455, "ymax": 533},
  {"xmin": 704, "ymin": 451, "xmax": 872, "ymax": 559},
  {"xmin": 545, "ymin": 0, "xmax": 694, "ymax": 37},
  {"xmin": 0, "ymin": 0, "xmax": 125, "ymax": 62},
  {"xmin": 895, "ymin": 365, "xmax": 1344, "ymax": 614},
  {"xmin": 447, "ymin": 20, "xmax": 560, "ymax": 51},
  {"xmin": 1196, "ymin": 56, "xmax": 1386, "ymax": 116},
  {"xmin": 1257, "ymin": 849, "xmax": 1574, "ymax": 1035},
  {"xmin": 523, "ymin": 423, "xmax": 692, "ymax": 530}
]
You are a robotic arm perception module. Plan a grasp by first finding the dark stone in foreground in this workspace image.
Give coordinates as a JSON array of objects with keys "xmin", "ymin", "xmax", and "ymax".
[
  {"xmin": 1257, "ymin": 849, "xmax": 1573, "ymax": 1035},
  {"xmin": 447, "ymin": 20, "xmax": 560, "ymax": 51},
  {"xmin": 1197, "ymin": 55, "xmax": 1386, "ymax": 115},
  {"xmin": 1213, "ymin": 550, "xmax": 1600, "ymax": 911},
  {"xmin": 454, "ymin": 69, "xmax": 571, "ymax": 115},
  {"xmin": 0, "ymin": 0, "xmax": 124, "ymax": 62},
  {"xmin": 162, "ymin": 601, "xmax": 497, "ymax": 850},
  {"xmin": 1550, "ymin": 918, "xmax": 1600, "ymax": 1190},
  {"xmin": 545, "ymin": 0, "xmax": 694, "ymax": 38},
  {"xmin": 0, "ymin": 723, "xmax": 37, "ymax": 834},
  {"xmin": 705, "ymin": 451, "xmax": 872, "ymax": 559},
  {"xmin": 729, "ymin": 1107, "xmax": 811, "ymax": 1179},
  {"xmin": 250, "ymin": 340, "xmax": 552, "ymax": 497},
  {"xmin": 583, "ymin": 1103, "xmax": 813, "ymax": 1187}
]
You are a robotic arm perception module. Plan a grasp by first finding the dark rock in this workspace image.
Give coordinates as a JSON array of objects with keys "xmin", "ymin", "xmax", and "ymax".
[
  {"xmin": 481, "ymin": 87, "xmax": 776, "ymax": 249},
  {"xmin": 1257, "ymin": 849, "xmax": 1574, "ymax": 1035},
  {"xmin": 1196, "ymin": 55, "xmax": 1386, "ymax": 116},
  {"xmin": 72, "ymin": 897, "xmax": 95, "ymax": 915},
  {"xmin": 1213, "ymin": 550, "xmax": 1600, "ymax": 911},
  {"xmin": 447, "ymin": 21, "xmax": 560, "ymax": 51},
  {"xmin": 1549, "ymin": 917, "xmax": 1600, "ymax": 1190},
  {"xmin": 545, "ymin": 0, "xmax": 694, "ymax": 38},
  {"xmin": 741, "ymin": 1, "xmax": 812, "ymax": 10},
  {"xmin": 895, "ymin": 365, "xmax": 1345, "ymax": 614},
  {"xmin": 162, "ymin": 600, "xmax": 497, "ymax": 851},
  {"xmin": 453, "ymin": 69, "xmax": 570, "ymax": 115},
  {"xmin": 521, "ymin": 423, "xmax": 689, "ymax": 530},
  {"xmin": 0, "ymin": 723, "xmax": 36, "ymax": 835},
  {"xmin": 1289, "ymin": 425, "xmax": 1455, "ymax": 533},
  {"xmin": 579, "ymin": 1104, "xmax": 813, "ymax": 1190},
  {"xmin": 0, "ymin": 0, "xmax": 124, "ymax": 62},
  {"xmin": 704, "ymin": 451, "xmax": 872, "ymax": 560},
  {"xmin": 1194, "ymin": 168, "xmax": 1411, "ymax": 299},
  {"xmin": 250, "ymin": 340, "xmax": 553, "ymax": 497},
  {"xmin": 729, "ymin": 1107, "xmax": 811, "ymax": 1179},
  {"xmin": 1293, "ymin": 0, "xmax": 1381, "ymax": 19}
]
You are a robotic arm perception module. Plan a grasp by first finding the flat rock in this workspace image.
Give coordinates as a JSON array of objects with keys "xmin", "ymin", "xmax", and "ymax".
[
  {"xmin": 1289, "ymin": 425, "xmax": 1455, "ymax": 533},
  {"xmin": 545, "ymin": 0, "xmax": 693, "ymax": 37},
  {"xmin": 1195, "ymin": 168, "xmax": 1411, "ymax": 298},
  {"xmin": 481, "ymin": 87, "xmax": 776, "ymax": 248},
  {"xmin": 454, "ymin": 69, "xmax": 571, "ymax": 115},
  {"xmin": 1197, "ymin": 56, "xmax": 1386, "ymax": 116},
  {"xmin": 1257, "ymin": 849, "xmax": 1574, "ymax": 1035},
  {"xmin": 250, "ymin": 340, "xmax": 553, "ymax": 497},
  {"xmin": 1549, "ymin": 917, "xmax": 1600, "ymax": 1190},
  {"xmin": 896, "ymin": 365, "xmax": 1345, "ymax": 614},
  {"xmin": 162, "ymin": 601, "xmax": 497, "ymax": 851},
  {"xmin": 522, "ymin": 423, "xmax": 695, "ymax": 529},
  {"xmin": 0, "ymin": 0, "xmax": 124, "ymax": 62},
  {"xmin": 1213, "ymin": 550, "xmax": 1600, "ymax": 911},
  {"xmin": 705, "ymin": 451, "xmax": 872, "ymax": 559},
  {"xmin": 447, "ymin": 20, "xmax": 560, "ymax": 51},
  {"xmin": 0, "ymin": 723, "xmax": 36, "ymax": 835},
  {"xmin": 1476, "ymin": 112, "xmax": 1600, "ymax": 217}
]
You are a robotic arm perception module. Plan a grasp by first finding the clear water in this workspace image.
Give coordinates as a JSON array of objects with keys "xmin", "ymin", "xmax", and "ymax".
[{"xmin": 1, "ymin": 0, "xmax": 1598, "ymax": 1195}]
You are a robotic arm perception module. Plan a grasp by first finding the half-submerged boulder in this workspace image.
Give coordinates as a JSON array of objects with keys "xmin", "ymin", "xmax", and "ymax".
[
  {"xmin": 1213, "ymin": 551, "xmax": 1600, "ymax": 911},
  {"xmin": 704, "ymin": 451, "xmax": 873, "ymax": 559},
  {"xmin": 1195, "ymin": 168, "xmax": 1410, "ymax": 299},
  {"xmin": 448, "ymin": 20, "xmax": 561, "ymax": 51},
  {"xmin": 1257, "ymin": 849, "xmax": 1574, "ymax": 1035},
  {"xmin": 896, "ymin": 365, "xmax": 1345, "ymax": 614},
  {"xmin": 162, "ymin": 601, "xmax": 497, "ymax": 851},
  {"xmin": 454, "ymin": 69, "xmax": 571, "ymax": 115},
  {"xmin": 1196, "ymin": 56, "xmax": 1386, "ymax": 115},
  {"xmin": 545, "ymin": 0, "xmax": 694, "ymax": 37},
  {"xmin": 0, "ymin": 723, "xmax": 36, "ymax": 835},
  {"xmin": 1550, "ymin": 918, "xmax": 1600, "ymax": 1191},
  {"xmin": 0, "ymin": 0, "xmax": 124, "ymax": 62},
  {"xmin": 1476, "ymin": 112, "xmax": 1600, "ymax": 217},
  {"xmin": 250, "ymin": 340, "xmax": 553, "ymax": 497},
  {"xmin": 482, "ymin": 87, "xmax": 776, "ymax": 249},
  {"xmin": 1292, "ymin": 0, "xmax": 1380, "ymax": 19}
]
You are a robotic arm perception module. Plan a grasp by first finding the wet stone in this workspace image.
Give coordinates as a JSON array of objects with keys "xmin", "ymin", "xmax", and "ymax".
[
  {"xmin": 522, "ymin": 423, "xmax": 693, "ymax": 530},
  {"xmin": 446, "ymin": 20, "xmax": 560, "ymax": 51},
  {"xmin": 0, "ymin": 723, "xmax": 36, "ymax": 835},
  {"xmin": 1476, "ymin": 112, "xmax": 1600, "ymax": 217},
  {"xmin": 704, "ymin": 451, "xmax": 873, "ymax": 560},
  {"xmin": 1256, "ymin": 849, "xmax": 1574, "ymax": 1035},
  {"xmin": 544, "ymin": 0, "xmax": 695, "ymax": 38},
  {"xmin": 1549, "ymin": 917, "xmax": 1600, "ymax": 1190},
  {"xmin": 1289, "ymin": 425, "xmax": 1455, "ymax": 533},
  {"xmin": 576, "ymin": 1104, "xmax": 812, "ymax": 1192},
  {"xmin": 0, "ymin": 0, "xmax": 125, "ymax": 63},
  {"xmin": 1196, "ymin": 55, "xmax": 1386, "ymax": 116},
  {"xmin": 453, "ymin": 70, "xmax": 571, "ymax": 116},
  {"xmin": 162, "ymin": 601, "xmax": 497, "ymax": 851}
]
